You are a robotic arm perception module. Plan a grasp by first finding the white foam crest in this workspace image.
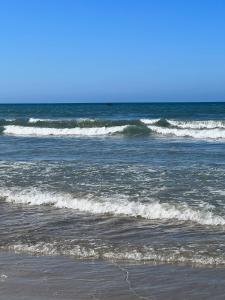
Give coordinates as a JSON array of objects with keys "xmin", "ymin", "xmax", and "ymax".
[
  {"xmin": 148, "ymin": 125, "xmax": 225, "ymax": 140},
  {"xmin": 4, "ymin": 125, "xmax": 127, "ymax": 136},
  {"xmin": 104, "ymin": 249, "xmax": 225, "ymax": 266},
  {"xmin": 28, "ymin": 118, "xmax": 54, "ymax": 123},
  {"xmin": 76, "ymin": 118, "xmax": 96, "ymax": 122},
  {"xmin": 6, "ymin": 118, "xmax": 16, "ymax": 122},
  {"xmin": 140, "ymin": 118, "xmax": 160, "ymax": 124},
  {"xmin": 168, "ymin": 120, "xmax": 225, "ymax": 129},
  {"xmin": 28, "ymin": 117, "xmax": 96, "ymax": 123},
  {"xmin": 141, "ymin": 119, "xmax": 225, "ymax": 129},
  {"xmin": 0, "ymin": 274, "xmax": 8, "ymax": 282},
  {"xmin": 6, "ymin": 242, "xmax": 225, "ymax": 266},
  {"xmin": 2, "ymin": 189, "xmax": 225, "ymax": 226},
  {"xmin": 8, "ymin": 242, "xmax": 98, "ymax": 258}
]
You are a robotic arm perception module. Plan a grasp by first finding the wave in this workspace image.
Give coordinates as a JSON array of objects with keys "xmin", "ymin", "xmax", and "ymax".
[
  {"xmin": 2, "ymin": 188, "xmax": 225, "ymax": 226},
  {"xmin": 1, "ymin": 118, "xmax": 225, "ymax": 140},
  {"xmin": 3, "ymin": 125, "xmax": 128, "ymax": 136},
  {"xmin": 27, "ymin": 118, "xmax": 142, "ymax": 128},
  {"xmin": 148, "ymin": 125, "xmax": 225, "ymax": 139},
  {"xmin": 0, "ymin": 117, "xmax": 224, "ymax": 130},
  {"xmin": 29, "ymin": 118, "xmax": 58, "ymax": 123},
  {"xmin": 0, "ymin": 118, "xmax": 141, "ymax": 129},
  {"xmin": 168, "ymin": 120, "xmax": 225, "ymax": 129},
  {"xmin": 140, "ymin": 118, "xmax": 160, "ymax": 124},
  {"xmin": 3, "ymin": 241, "xmax": 225, "ymax": 266},
  {"xmin": 3, "ymin": 124, "xmax": 150, "ymax": 136},
  {"xmin": 141, "ymin": 119, "xmax": 225, "ymax": 129},
  {"xmin": 28, "ymin": 117, "xmax": 96, "ymax": 123}
]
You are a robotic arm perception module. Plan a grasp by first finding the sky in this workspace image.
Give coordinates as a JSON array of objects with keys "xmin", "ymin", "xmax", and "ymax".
[{"xmin": 0, "ymin": 0, "xmax": 225, "ymax": 103}]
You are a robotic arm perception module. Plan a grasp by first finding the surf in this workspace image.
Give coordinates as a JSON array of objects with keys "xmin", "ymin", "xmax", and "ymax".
[{"xmin": 2, "ymin": 188, "xmax": 225, "ymax": 226}]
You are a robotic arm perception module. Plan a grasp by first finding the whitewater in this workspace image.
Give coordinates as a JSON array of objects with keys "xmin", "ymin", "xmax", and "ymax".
[
  {"xmin": 3, "ymin": 124, "xmax": 128, "ymax": 136},
  {"xmin": 1, "ymin": 117, "xmax": 225, "ymax": 139},
  {"xmin": 2, "ymin": 188, "xmax": 225, "ymax": 226}
]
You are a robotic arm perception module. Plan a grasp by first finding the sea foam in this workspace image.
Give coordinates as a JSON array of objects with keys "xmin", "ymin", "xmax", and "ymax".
[
  {"xmin": 141, "ymin": 119, "xmax": 225, "ymax": 129},
  {"xmin": 168, "ymin": 120, "xmax": 225, "ymax": 129},
  {"xmin": 140, "ymin": 118, "xmax": 160, "ymax": 124},
  {"xmin": 3, "ymin": 125, "xmax": 127, "ymax": 136},
  {"xmin": 2, "ymin": 188, "xmax": 225, "ymax": 226},
  {"xmin": 148, "ymin": 125, "xmax": 225, "ymax": 139},
  {"xmin": 28, "ymin": 118, "xmax": 55, "ymax": 123},
  {"xmin": 28, "ymin": 117, "xmax": 95, "ymax": 123},
  {"xmin": 4, "ymin": 241, "xmax": 225, "ymax": 266}
]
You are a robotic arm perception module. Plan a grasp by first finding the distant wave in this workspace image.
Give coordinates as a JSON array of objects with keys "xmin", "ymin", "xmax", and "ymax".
[
  {"xmin": 2, "ymin": 188, "xmax": 225, "ymax": 226},
  {"xmin": 148, "ymin": 126, "xmax": 225, "ymax": 139},
  {"xmin": 29, "ymin": 118, "xmax": 58, "ymax": 123},
  {"xmin": 1, "ymin": 118, "xmax": 138, "ymax": 128},
  {"xmin": 168, "ymin": 120, "xmax": 225, "ymax": 129},
  {"xmin": 0, "ymin": 117, "xmax": 224, "ymax": 129},
  {"xmin": 28, "ymin": 117, "xmax": 96, "ymax": 123},
  {"xmin": 3, "ymin": 240, "xmax": 225, "ymax": 266},
  {"xmin": 1, "ymin": 118, "xmax": 225, "ymax": 140},
  {"xmin": 141, "ymin": 118, "xmax": 225, "ymax": 129},
  {"xmin": 140, "ymin": 118, "xmax": 160, "ymax": 124},
  {"xmin": 3, "ymin": 125, "xmax": 128, "ymax": 136}
]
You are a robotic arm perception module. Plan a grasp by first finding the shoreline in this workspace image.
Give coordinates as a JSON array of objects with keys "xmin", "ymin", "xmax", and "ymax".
[{"xmin": 1, "ymin": 251, "xmax": 225, "ymax": 300}]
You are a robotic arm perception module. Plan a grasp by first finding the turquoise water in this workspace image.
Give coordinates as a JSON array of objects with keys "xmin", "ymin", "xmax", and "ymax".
[{"xmin": 1, "ymin": 102, "xmax": 225, "ymax": 267}]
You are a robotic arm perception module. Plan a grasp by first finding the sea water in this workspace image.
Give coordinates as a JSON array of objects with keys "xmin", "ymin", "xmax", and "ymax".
[{"xmin": 1, "ymin": 102, "xmax": 225, "ymax": 299}]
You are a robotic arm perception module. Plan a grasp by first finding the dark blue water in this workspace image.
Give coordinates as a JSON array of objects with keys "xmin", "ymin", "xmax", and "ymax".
[{"xmin": 0, "ymin": 102, "xmax": 225, "ymax": 120}]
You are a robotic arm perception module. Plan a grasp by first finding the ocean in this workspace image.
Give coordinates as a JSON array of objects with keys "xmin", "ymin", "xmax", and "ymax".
[{"xmin": 1, "ymin": 102, "xmax": 225, "ymax": 299}]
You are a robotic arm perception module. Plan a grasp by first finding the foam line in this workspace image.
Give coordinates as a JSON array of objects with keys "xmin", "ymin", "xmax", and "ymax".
[
  {"xmin": 2, "ymin": 189, "xmax": 225, "ymax": 226},
  {"xmin": 4, "ymin": 125, "xmax": 127, "ymax": 136}
]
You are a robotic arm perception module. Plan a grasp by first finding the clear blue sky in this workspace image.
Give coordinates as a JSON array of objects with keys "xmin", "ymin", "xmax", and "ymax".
[{"xmin": 0, "ymin": 0, "xmax": 225, "ymax": 103}]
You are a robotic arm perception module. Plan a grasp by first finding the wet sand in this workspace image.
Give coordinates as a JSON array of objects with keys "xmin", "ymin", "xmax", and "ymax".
[{"xmin": 1, "ymin": 252, "xmax": 225, "ymax": 300}]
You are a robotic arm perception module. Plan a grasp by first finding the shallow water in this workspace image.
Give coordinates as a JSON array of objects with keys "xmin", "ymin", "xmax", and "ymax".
[
  {"xmin": 1, "ymin": 103, "xmax": 225, "ymax": 298},
  {"xmin": 2, "ymin": 252, "xmax": 225, "ymax": 300}
]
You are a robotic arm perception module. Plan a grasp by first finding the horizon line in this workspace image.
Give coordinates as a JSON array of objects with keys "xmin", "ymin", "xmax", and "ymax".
[{"xmin": 0, "ymin": 100, "xmax": 225, "ymax": 105}]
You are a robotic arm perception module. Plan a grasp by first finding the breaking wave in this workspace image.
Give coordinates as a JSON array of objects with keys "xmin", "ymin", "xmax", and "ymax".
[
  {"xmin": 2, "ymin": 189, "xmax": 225, "ymax": 226},
  {"xmin": 141, "ymin": 119, "xmax": 225, "ymax": 129},
  {"xmin": 29, "ymin": 118, "xmax": 56, "ymax": 123},
  {"xmin": 0, "ymin": 118, "xmax": 142, "ymax": 129},
  {"xmin": 1, "ymin": 118, "xmax": 225, "ymax": 140},
  {"xmin": 3, "ymin": 125, "xmax": 128, "ymax": 136},
  {"xmin": 3, "ymin": 124, "xmax": 151, "ymax": 136},
  {"xmin": 3, "ymin": 241, "xmax": 225, "ymax": 266},
  {"xmin": 28, "ymin": 117, "xmax": 96, "ymax": 123},
  {"xmin": 148, "ymin": 126, "xmax": 225, "ymax": 139},
  {"xmin": 168, "ymin": 120, "xmax": 225, "ymax": 129},
  {"xmin": 140, "ymin": 118, "xmax": 160, "ymax": 124}
]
